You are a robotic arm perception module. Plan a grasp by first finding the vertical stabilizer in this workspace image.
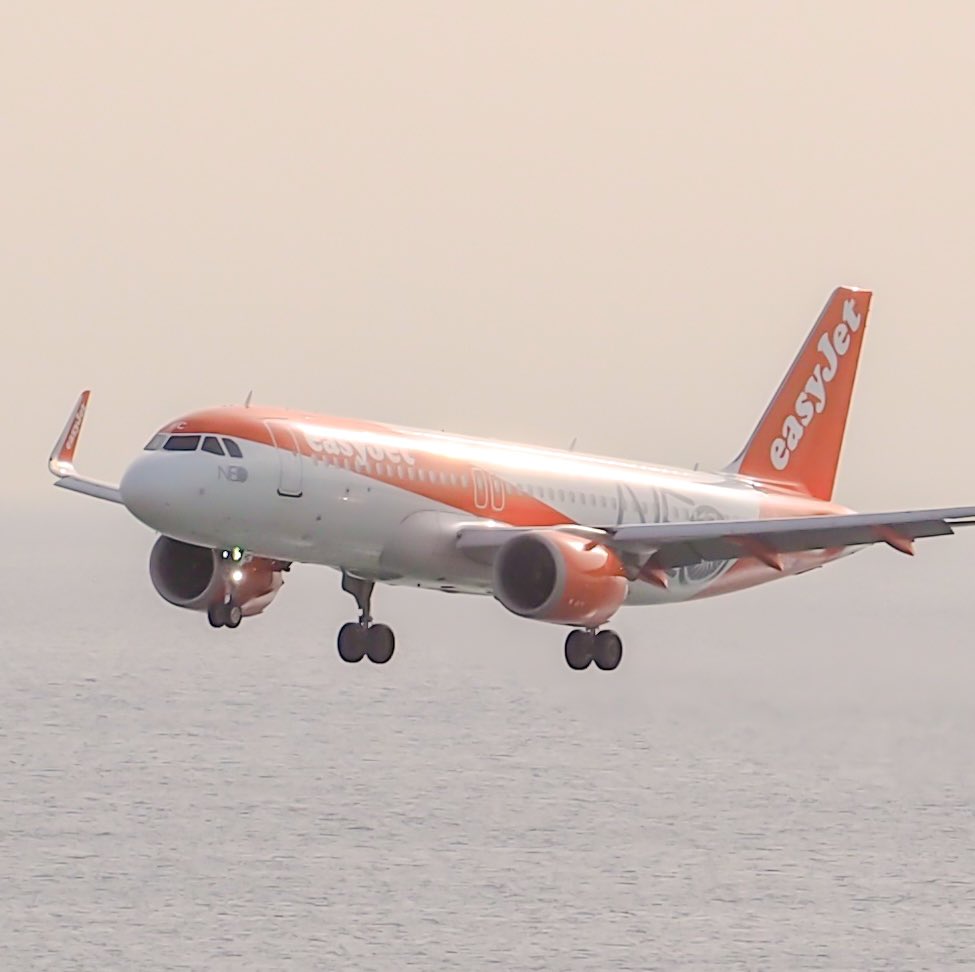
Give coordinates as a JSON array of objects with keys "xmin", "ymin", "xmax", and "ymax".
[{"xmin": 726, "ymin": 287, "xmax": 872, "ymax": 501}]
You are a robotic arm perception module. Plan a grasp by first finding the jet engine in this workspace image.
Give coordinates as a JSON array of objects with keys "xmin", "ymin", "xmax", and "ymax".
[
  {"xmin": 149, "ymin": 536, "xmax": 286, "ymax": 617},
  {"xmin": 492, "ymin": 531, "xmax": 628, "ymax": 627}
]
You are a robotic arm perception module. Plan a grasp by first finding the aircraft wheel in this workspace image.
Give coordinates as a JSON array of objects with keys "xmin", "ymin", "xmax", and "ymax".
[
  {"xmin": 225, "ymin": 603, "xmax": 243, "ymax": 629},
  {"xmin": 366, "ymin": 623, "xmax": 395, "ymax": 664},
  {"xmin": 593, "ymin": 629, "xmax": 623, "ymax": 671},
  {"xmin": 337, "ymin": 622, "xmax": 367, "ymax": 663},
  {"xmin": 207, "ymin": 604, "xmax": 226, "ymax": 628},
  {"xmin": 564, "ymin": 629, "xmax": 594, "ymax": 670}
]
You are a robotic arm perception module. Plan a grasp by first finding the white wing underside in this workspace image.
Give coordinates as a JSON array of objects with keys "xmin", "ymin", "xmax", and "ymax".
[{"xmin": 53, "ymin": 475, "xmax": 123, "ymax": 503}]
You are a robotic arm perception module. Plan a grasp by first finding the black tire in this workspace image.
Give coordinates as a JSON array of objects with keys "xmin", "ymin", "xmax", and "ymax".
[
  {"xmin": 564, "ymin": 630, "xmax": 594, "ymax": 670},
  {"xmin": 366, "ymin": 623, "xmax": 395, "ymax": 664},
  {"xmin": 337, "ymin": 622, "xmax": 367, "ymax": 663},
  {"xmin": 225, "ymin": 603, "xmax": 243, "ymax": 629},
  {"xmin": 594, "ymin": 630, "xmax": 623, "ymax": 671},
  {"xmin": 207, "ymin": 604, "xmax": 226, "ymax": 628}
]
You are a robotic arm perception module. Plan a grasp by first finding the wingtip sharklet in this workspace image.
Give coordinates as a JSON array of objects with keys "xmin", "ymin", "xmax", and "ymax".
[
  {"xmin": 49, "ymin": 389, "xmax": 91, "ymax": 477},
  {"xmin": 48, "ymin": 390, "xmax": 123, "ymax": 504}
]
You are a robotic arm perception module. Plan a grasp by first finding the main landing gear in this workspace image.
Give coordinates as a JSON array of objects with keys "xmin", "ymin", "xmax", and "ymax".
[
  {"xmin": 564, "ymin": 628, "xmax": 623, "ymax": 671},
  {"xmin": 337, "ymin": 572, "xmax": 395, "ymax": 665}
]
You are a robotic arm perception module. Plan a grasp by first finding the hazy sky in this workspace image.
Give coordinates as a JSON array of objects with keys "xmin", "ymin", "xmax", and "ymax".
[
  {"xmin": 6, "ymin": 1, "xmax": 975, "ymax": 519},
  {"xmin": 8, "ymin": 14, "xmax": 975, "ymax": 967}
]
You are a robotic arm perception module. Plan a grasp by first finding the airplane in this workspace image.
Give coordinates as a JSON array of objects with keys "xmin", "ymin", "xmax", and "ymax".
[{"xmin": 48, "ymin": 286, "xmax": 975, "ymax": 670}]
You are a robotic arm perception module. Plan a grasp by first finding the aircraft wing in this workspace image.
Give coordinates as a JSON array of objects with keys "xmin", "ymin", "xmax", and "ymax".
[
  {"xmin": 48, "ymin": 390, "xmax": 123, "ymax": 504},
  {"xmin": 455, "ymin": 507, "xmax": 975, "ymax": 571}
]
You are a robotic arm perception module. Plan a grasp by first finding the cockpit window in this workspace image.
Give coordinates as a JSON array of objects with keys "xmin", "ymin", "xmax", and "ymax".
[
  {"xmin": 144, "ymin": 433, "xmax": 166, "ymax": 451},
  {"xmin": 201, "ymin": 436, "xmax": 225, "ymax": 456},
  {"xmin": 163, "ymin": 434, "xmax": 201, "ymax": 452},
  {"xmin": 223, "ymin": 438, "xmax": 243, "ymax": 458}
]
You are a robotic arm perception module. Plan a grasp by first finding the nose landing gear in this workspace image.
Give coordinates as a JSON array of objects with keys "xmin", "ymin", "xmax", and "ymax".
[
  {"xmin": 206, "ymin": 548, "xmax": 248, "ymax": 630},
  {"xmin": 564, "ymin": 628, "xmax": 623, "ymax": 671},
  {"xmin": 337, "ymin": 573, "xmax": 396, "ymax": 664},
  {"xmin": 207, "ymin": 599, "xmax": 242, "ymax": 629}
]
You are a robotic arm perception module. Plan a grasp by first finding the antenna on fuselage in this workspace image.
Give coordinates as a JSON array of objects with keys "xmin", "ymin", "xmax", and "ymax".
[
  {"xmin": 568, "ymin": 436, "xmax": 578, "ymax": 452},
  {"xmin": 244, "ymin": 390, "xmax": 253, "ymax": 408}
]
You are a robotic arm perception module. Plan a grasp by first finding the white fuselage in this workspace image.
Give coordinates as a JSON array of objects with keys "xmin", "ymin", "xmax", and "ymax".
[{"xmin": 118, "ymin": 407, "xmax": 846, "ymax": 608}]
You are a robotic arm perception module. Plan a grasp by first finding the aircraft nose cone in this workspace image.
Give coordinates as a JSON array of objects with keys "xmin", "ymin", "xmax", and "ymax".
[{"xmin": 120, "ymin": 454, "xmax": 171, "ymax": 527}]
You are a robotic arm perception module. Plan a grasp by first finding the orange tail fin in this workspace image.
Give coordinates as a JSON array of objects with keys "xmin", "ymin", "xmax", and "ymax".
[{"xmin": 726, "ymin": 286, "xmax": 872, "ymax": 501}]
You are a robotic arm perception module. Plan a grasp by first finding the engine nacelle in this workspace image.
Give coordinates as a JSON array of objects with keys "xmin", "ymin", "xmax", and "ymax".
[
  {"xmin": 149, "ymin": 536, "xmax": 285, "ymax": 617},
  {"xmin": 493, "ymin": 531, "xmax": 628, "ymax": 627}
]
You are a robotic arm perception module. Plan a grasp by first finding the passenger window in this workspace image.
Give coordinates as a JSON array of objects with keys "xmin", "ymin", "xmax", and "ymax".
[
  {"xmin": 163, "ymin": 435, "xmax": 201, "ymax": 451},
  {"xmin": 144, "ymin": 433, "xmax": 166, "ymax": 451},
  {"xmin": 202, "ymin": 436, "xmax": 225, "ymax": 456},
  {"xmin": 222, "ymin": 438, "xmax": 243, "ymax": 458}
]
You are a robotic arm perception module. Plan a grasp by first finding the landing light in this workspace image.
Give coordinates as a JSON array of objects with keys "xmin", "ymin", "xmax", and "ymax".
[{"xmin": 231, "ymin": 569, "xmax": 244, "ymax": 584}]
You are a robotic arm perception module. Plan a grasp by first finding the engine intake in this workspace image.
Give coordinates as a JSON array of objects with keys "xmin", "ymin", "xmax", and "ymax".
[
  {"xmin": 149, "ymin": 536, "xmax": 285, "ymax": 617},
  {"xmin": 493, "ymin": 531, "xmax": 627, "ymax": 627}
]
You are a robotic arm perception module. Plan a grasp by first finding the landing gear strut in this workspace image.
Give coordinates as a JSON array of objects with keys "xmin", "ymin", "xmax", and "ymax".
[
  {"xmin": 564, "ymin": 628, "xmax": 623, "ymax": 671},
  {"xmin": 337, "ymin": 572, "xmax": 395, "ymax": 664}
]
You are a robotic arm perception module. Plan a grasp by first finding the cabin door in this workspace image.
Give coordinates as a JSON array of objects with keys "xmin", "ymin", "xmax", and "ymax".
[{"xmin": 264, "ymin": 420, "xmax": 303, "ymax": 498}]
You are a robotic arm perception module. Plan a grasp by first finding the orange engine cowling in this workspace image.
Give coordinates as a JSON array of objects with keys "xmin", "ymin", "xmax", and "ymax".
[
  {"xmin": 492, "ymin": 531, "xmax": 628, "ymax": 627},
  {"xmin": 149, "ymin": 536, "xmax": 286, "ymax": 617}
]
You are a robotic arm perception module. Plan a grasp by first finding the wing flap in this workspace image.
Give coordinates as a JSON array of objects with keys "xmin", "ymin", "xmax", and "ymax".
[
  {"xmin": 606, "ymin": 507, "xmax": 975, "ymax": 553},
  {"xmin": 456, "ymin": 507, "xmax": 975, "ymax": 570}
]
